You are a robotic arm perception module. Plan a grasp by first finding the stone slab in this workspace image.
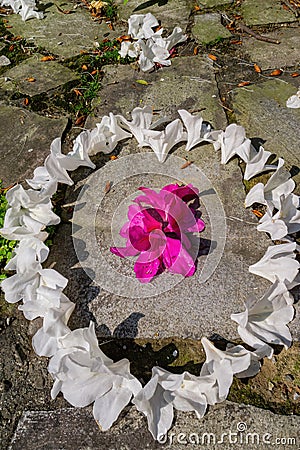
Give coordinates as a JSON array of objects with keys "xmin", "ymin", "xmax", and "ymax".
[
  {"xmin": 72, "ymin": 56, "xmax": 279, "ymax": 342},
  {"xmin": 241, "ymin": 0, "xmax": 296, "ymax": 26},
  {"xmin": 199, "ymin": 0, "xmax": 233, "ymax": 6},
  {"xmin": 231, "ymin": 79, "xmax": 300, "ymax": 190},
  {"xmin": 115, "ymin": 0, "xmax": 193, "ymax": 32},
  {"xmin": 0, "ymin": 54, "xmax": 78, "ymax": 96},
  {"xmin": 6, "ymin": 1, "xmax": 118, "ymax": 59},
  {"xmin": 242, "ymin": 26, "xmax": 300, "ymax": 70},
  {"xmin": 88, "ymin": 55, "xmax": 227, "ymax": 129},
  {"xmin": 192, "ymin": 13, "xmax": 232, "ymax": 44},
  {"xmin": 9, "ymin": 402, "xmax": 300, "ymax": 449},
  {"xmin": 0, "ymin": 105, "xmax": 68, "ymax": 185}
]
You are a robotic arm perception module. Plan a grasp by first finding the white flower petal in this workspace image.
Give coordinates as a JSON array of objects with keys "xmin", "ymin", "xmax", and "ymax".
[{"xmin": 244, "ymin": 146, "xmax": 274, "ymax": 180}]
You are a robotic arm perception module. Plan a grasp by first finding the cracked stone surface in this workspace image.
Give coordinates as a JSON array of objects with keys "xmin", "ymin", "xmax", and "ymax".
[
  {"xmin": 0, "ymin": 54, "xmax": 78, "ymax": 96},
  {"xmin": 241, "ymin": 0, "xmax": 297, "ymax": 26},
  {"xmin": 6, "ymin": 1, "xmax": 117, "ymax": 59},
  {"xmin": 9, "ymin": 402, "xmax": 300, "ymax": 449},
  {"xmin": 0, "ymin": 105, "xmax": 68, "ymax": 185},
  {"xmin": 192, "ymin": 13, "xmax": 232, "ymax": 44},
  {"xmin": 242, "ymin": 26, "xmax": 300, "ymax": 70}
]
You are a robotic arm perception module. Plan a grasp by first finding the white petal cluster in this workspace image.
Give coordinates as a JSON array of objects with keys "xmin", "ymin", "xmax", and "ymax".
[
  {"xmin": 119, "ymin": 13, "xmax": 187, "ymax": 71},
  {"xmin": 0, "ymin": 0, "xmax": 43, "ymax": 20},
  {"xmin": 286, "ymin": 90, "xmax": 300, "ymax": 109},
  {"xmin": 49, "ymin": 322, "xmax": 141, "ymax": 430},
  {"xmin": 89, "ymin": 113, "xmax": 132, "ymax": 155}
]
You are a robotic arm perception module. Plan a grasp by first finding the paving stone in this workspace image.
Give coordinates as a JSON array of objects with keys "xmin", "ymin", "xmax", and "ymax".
[
  {"xmin": 9, "ymin": 402, "xmax": 300, "ymax": 449},
  {"xmin": 231, "ymin": 79, "xmax": 300, "ymax": 193},
  {"xmin": 242, "ymin": 26, "xmax": 300, "ymax": 70},
  {"xmin": 88, "ymin": 55, "xmax": 227, "ymax": 129},
  {"xmin": 0, "ymin": 54, "xmax": 78, "ymax": 96},
  {"xmin": 198, "ymin": 0, "xmax": 233, "ymax": 7},
  {"xmin": 0, "ymin": 105, "xmax": 68, "ymax": 185},
  {"xmin": 70, "ymin": 56, "xmax": 282, "ymax": 343},
  {"xmin": 241, "ymin": 0, "xmax": 296, "ymax": 26},
  {"xmin": 192, "ymin": 13, "xmax": 232, "ymax": 44},
  {"xmin": 115, "ymin": 0, "xmax": 193, "ymax": 32},
  {"xmin": 6, "ymin": 1, "xmax": 118, "ymax": 59}
]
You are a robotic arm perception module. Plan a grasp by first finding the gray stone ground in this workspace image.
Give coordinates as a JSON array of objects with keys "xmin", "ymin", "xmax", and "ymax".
[{"xmin": 0, "ymin": 0, "xmax": 300, "ymax": 448}]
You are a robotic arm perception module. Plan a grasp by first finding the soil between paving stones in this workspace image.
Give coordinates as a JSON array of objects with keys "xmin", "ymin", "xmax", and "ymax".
[{"xmin": 0, "ymin": 0, "xmax": 300, "ymax": 448}]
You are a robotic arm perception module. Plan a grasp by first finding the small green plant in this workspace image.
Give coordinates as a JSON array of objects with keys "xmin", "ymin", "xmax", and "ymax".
[{"xmin": 0, "ymin": 181, "xmax": 17, "ymax": 281}]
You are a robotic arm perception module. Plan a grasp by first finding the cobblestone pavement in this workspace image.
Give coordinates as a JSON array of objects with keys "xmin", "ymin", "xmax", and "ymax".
[{"xmin": 0, "ymin": 1, "xmax": 299, "ymax": 448}]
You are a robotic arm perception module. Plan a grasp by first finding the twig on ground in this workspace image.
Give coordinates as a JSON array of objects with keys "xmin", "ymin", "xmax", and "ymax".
[{"xmin": 238, "ymin": 23, "xmax": 281, "ymax": 44}]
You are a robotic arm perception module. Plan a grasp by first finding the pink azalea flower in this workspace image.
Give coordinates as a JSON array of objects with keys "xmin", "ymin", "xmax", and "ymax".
[{"xmin": 110, "ymin": 183, "xmax": 205, "ymax": 283}]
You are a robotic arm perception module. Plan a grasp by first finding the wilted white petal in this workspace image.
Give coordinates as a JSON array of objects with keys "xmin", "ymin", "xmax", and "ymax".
[
  {"xmin": 89, "ymin": 113, "xmax": 131, "ymax": 155},
  {"xmin": 5, "ymin": 237, "xmax": 49, "ymax": 272},
  {"xmin": 32, "ymin": 295, "xmax": 75, "ymax": 357},
  {"xmin": 164, "ymin": 26, "xmax": 187, "ymax": 50},
  {"xmin": 26, "ymin": 166, "xmax": 58, "ymax": 197},
  {"xmin": 244, "ymin": 146, "xmax": 275, "ymax": 180},
  {"xmin": 249, "ymin": 242, "xmax": 299, "ymax": 285},
  {"xmin": 216, "ymin": 124, "xmax": 251, "ymax": 164},
  {"xmin": 245, "ymin": 158, "xmax": 295, "ymax": 209},
  {"xmin": 286, "ymin": 91, "xmax": 300, "ymax": 109},
  {"xmin": 117, "ymin": 106, "xmax": 153, "ymax": 145},
  {"xmin": 68, "ymin": 130, "xmax": 96, "ymax": 169},
  {"xmin": 141, "ymin": 119, "xmax": 187, "ymax": 162},
  {"xmin": 1, "ymin": 247, "xmax": 41, "ymax": 303},
  {"xmin": 119, "ymin": 41, "xmax": 141, "ymax": 58},
  {"xmin": 178, "ymin": 109, "xmax": 214, "ymax": 151},
  {"xmin": 257, "ymin": 193, "xmax": 300, "ymax": 240},
  {"xmin": 231, "ymin": 280, "xmax": 294, "ymax": 356},
  {"xmin": 138, "ymin": 38, "xmax": 170, "ymax": 71},
  {"xmin": 2, "ymin": 0, "xmax": 44, "ymax": 20},
  {"xmin": 128, "ymin": 13, "xmax": 160, "ymax": 39}
]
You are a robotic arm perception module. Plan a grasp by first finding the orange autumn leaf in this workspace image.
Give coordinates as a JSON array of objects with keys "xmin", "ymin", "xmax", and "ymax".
[
  {"xmin": 110, "ymin": 155, "xmax": 118, "ymax": 160},
  {"xmin": 194, "ymin": 5, "xmax": 201, "ymax": 11},
  {"xmin": 193, "ymin": 47, "xmax": 198, "ymax": 55},
  {"xmin": 104, "ymin": 181, "xmax": 112, "ymax": 194},
  {"xmin": 253, "ymin": 63, "xmax": 262, "ymax": 73},
  {"xmin": 41, "ymin": 55, "xmax": 55, "ymax": 61},
  {"xmin": 269, "ymin": 69, "xmax": 282, "ymax": 76},
  {"xmin": 116, "ymin": 35, "xmax": 131, "ymax": 43},
  {"xmin": 75, "ymin": 116, "xmax": 86, "ymax": 126},
  {"xmin": 231, "ymin": 39, "xmax": 242, "ymax": 45},
  {"xmin": 82, "ymin": 64, "xmax": 88, "ymax": 70},
  {"xmin": 180, "ymin": 161, "xmax": 193, "ymax": 169},
  {"xmin": 252, "ymin": 209, "xmax": 264, "ymax": 218},
  {"xmin": 25, "ymin": 77, "xmax": 36, "ymax": 82},
  {"xmin": 90, "ymin": 70, "xmax": 97, "ymax": 75},
  {"xmin": 9, "ymin": 45, "xmax": 14, "ymax": 52},
  {"xmin": 238, "ymin": 81, "xmax": 251, "ymax": 87},
  {"xmin": 208, "ymin": 54, "xmax": 217, "ymax": 61},
  {"xmin": 291, "ymin": 72, "xmax": 299, "ymax": 77},
  {"xmin": 23, "ymin": 98, "xmax": 29, "ymax": 106},
  {"xmin": 73, "ymin": 88, "xmax": 82, "ymax": 96}
]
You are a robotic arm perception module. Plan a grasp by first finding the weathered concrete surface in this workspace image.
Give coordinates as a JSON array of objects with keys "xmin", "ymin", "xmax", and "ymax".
[
  {"xmin": 231, "ymin": 79, "xmax": 300, "ymax": 189},
  {"xmin": 6, "ymin": 1, "xmax": 117, "ymax": 59},
  {"xmin": 192, "ymin": 13, "xmax": 232, "ymax": 44},
  {"xmin": 0, "ymin": 54, "xmax": 78, "ymax": 96},
  {"xmin": 115, "ymin": 0, "xmax": 193, "ymax": 32},
  {"xmin": 88, "ymin": 56, "xmax": 226, "ymax": 129},
  {"xmin": 0, "ymin": 105, "xmax": 68, "ymax": 184},
  {"xmin": 242, "ymin": 27, "xmax": 300, "ymax": 70},
  {"xmin": 241, "ymin": 0, "xmax": 297, "ymax": 26},
  {"xmin": 9, "ymin": 402, "xmax": 300, "ymax": 449}
]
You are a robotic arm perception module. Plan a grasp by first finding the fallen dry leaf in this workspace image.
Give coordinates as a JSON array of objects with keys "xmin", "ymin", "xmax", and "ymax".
[
  {"xmin": 110, "ymin": 155, "xmax": 118, "ymax": 160},
  {"xmin": 73, "ymin": 88, "xmax": 82, "ymax": 96},
  {"xmin": 253, "ymin": 63, "xmax": 262, "ymax": 73},
  {"xmin": 135, "ymin": 79, "xmax": 149, "ymax": 85},
  {"xmin": 75, "ymin": 116, "xmax": 86, "ymax": 126},
  {"xmin": 25, "ymin": 77, "xmax": 36, "ymax": 82},
  {"xmin": 8, "ymin": 45, "xmax": 14, "ymax": 52},
  {"xmin": 41, "ymin": 55, "xmax": 55, "ymax": 61},
  {"xmin": 116, "ymin": 35, "xmax": 131, "ymax": 43},
  {"xmin": 238, "ymin": 81, "xmax": 251, "ymax": 87},
  {"xmin": 291, "ymin": 72, "xmax": 300, "ymax": 77},
  {"xmin": 269, "ymin": 69, "xmax": 282, "ymax": 76},
  {"xmin": 90, "ymin": 70, "xmax": 97, "ymax": 75},
  {"xmin": 231, "ymin": 39, "xmax": 242, "ymax": 45},
  {"xmin": 252, "ymin": 209, "xmax": 264, "ymax": 218},
  {"xmin": 23, "ymin": 98, "xmax": 29, "ymax": 106},
  {"xmin": 208, "ymin": 54, "xmax": 217, "ymax": 61},
  {"xmin": 55, "ymin": 4, "xmax": 72, "ymax": 14},
  {"xmin": 104, "ymin": 181, "xmax": 112, "ymax": 194},
  {"xmin": 180, "ymin": 160, "xmax": 193, "ymax": 169},
  {"xmin": 82, "ymin": 64, "xmax": 88, "ymax": 71},
  {"xmin": 193, "ymin": 47, "xmax": 198, "ymax": 55}
]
